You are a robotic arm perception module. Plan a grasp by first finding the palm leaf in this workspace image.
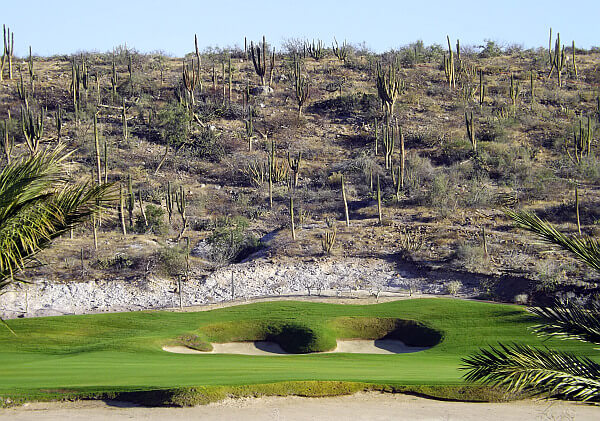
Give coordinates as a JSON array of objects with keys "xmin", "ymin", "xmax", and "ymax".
[
  {"xmin": 462, "ymin": 343, "xmax": 600, "ymax": 401},
  {"xmin": 0, "ymin": 146, "xmax": 115, "ymax": 333},
  {"xmin": 0, "ymin": 146, "xmax": 115, "ymax": 287},
  {"xmin": 529, "ymin": 300, "xmax": 600, "ymax": 346},
  {"xmin": 505, "ymin": 209, "xmax": 600, "ymax": 275}
]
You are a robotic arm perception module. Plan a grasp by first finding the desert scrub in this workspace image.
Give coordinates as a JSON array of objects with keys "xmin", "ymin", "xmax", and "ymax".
[
  {"xmin": 135, "ymin": 204, "xmax": 167, "ymax": 235},
  {"xmin": 92, "ymin": 253, "xmax": 134, "ymax": 270},
  {"xmin": 154, "ymin": 245, "xmax": 189, "ymax": 277},
  {"xmin": 453, "ymin": 240, "xmax": 488, "ymax": 272},
  {"xmin": 307, "ymin": 93, "xmax": 379, "ymax": 120},
  {"xmin": 207, "ymin": 215, "xmax": 262, "ymax": 264},
  {"xmin": 438, "ymin": 138, "xmax": 472, "ymax": 165},
  {"xmin": 445, "ymin": 280, "xmax": 463, "ymax": 296},
  {"xmin": 154, "ymin": 102, "xmax": 190, "ymax": 148},
  {"xmin": 189, "ymin": 126, "xmax": 226, "ymax": 162},
  {"xmin": 423, "ymin": 173, "xmax": 458, "ymax": 218}
]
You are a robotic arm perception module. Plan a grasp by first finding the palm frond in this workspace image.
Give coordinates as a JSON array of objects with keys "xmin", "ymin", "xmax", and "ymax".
[
  {"xmin": 462, "ymin": 343, "xmax": 600, "ymax": 401},
  {"xmin": 0, "ymin": 146, "xmax": 115, "ymax": 285},
  {"xmin": 529, "ymin": 300, "xmax": 600, "ymax": 345},
  {"xmin": 505, "ymin": 209, "xmax": 600, "ymax": 275},
  {"xmin": 0, "ymin": 146, "xmax": 71, "ymax": 218},
  {"xmin": 0, "ymin": 182, "xmax": 114, "ymax": 282}
]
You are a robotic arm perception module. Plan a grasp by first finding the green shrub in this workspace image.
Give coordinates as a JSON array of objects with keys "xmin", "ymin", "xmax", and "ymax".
[
  {"xmin": 155, "ymin": 245, "xmax": 188, "ymax": 277},
  {"xmin": 93, "ymin": 253, "xmax": 134, "ymax": 270},
  {"xmin": 135, "ymin": 204, "xmax": 167, "ymax": 235},
  {"xmin": 155, "ymin": 103, "xmax": 190, "ymax": 148},
  {"xmin": 424, "ymin": 173, "xmax": 458, "ymax": 217},
  {"xmin": 478, "ymin": 40, "xmax": 504, "ymax": 58},
  {"xmin": 453, "ymin": 241, "xmax": 488, "ymax": 272},
  {"xmin": 189, "ymin": 127, "xmax": 226, "ymax": 162},
  {"xmin": 207, "ymin": 216, "xmax": 262, "ymax": 263}
]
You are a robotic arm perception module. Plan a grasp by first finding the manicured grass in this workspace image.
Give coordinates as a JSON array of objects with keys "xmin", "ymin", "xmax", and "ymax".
[{"xmin": 0, "ymin": 298, "xmax": 597, "ymax": 404}]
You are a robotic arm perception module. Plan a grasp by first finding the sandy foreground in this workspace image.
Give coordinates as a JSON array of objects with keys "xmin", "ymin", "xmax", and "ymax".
[{"xmin": 0, "ymin": 392, "xmax": 598, "ymax": 421}]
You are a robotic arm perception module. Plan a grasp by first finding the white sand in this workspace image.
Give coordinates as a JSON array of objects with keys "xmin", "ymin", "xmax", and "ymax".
[
  {"xmin": 1, "ymin": 392, "xmax": 598, "ymax": 421},
  {"xmin": 162, "ymin": 339, "xmax": 429, "ymax": 355}
]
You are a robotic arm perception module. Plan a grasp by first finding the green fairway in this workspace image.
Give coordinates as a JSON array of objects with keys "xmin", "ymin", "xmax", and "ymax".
[{"xmin": 0, "ymin": 298, "xmax": 597, "ymax": 403}]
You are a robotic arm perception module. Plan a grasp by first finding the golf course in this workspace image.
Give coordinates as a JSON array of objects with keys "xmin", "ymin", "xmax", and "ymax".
[{"xmin": 0, "ymin": 298, "xmax": 597, "ymax": 406}]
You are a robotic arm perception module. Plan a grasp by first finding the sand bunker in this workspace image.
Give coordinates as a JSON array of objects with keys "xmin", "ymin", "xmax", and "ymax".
[{"xmin": 163, "ymin": 340, "xmax": 429, "ymax": 355}]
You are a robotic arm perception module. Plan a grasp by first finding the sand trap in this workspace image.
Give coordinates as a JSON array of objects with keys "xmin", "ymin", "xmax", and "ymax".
[
  {"xmin": 3, "ymin": 392, "xmax": 599, "ymax": 421},
  {"xmin": 163, "ymin": 339, "xmax": 429, "ymax": 355}
]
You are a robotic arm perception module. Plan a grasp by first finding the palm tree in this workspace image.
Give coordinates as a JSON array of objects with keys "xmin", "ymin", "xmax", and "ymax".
[
  {"xmin": 462, "ymin": 210, "xmax": 600, "ymax": 401},
  {"xmin": 0, "ymin": 146, "xmax": 114, "ymax": 330}
]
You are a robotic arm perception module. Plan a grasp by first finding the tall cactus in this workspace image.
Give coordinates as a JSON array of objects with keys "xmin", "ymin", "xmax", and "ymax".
[
  {"xmin": 111, "ymin": 52, "xmax": 118, "ymax": 102},
  {"xmin": 381, "ymin": 117, "xmax": 395, "ymax": 169},
  {"xmin": 103, "ymin": 139, "xmax": 108, "ymax": 184},
  {"xmin": 530, "ymin": 71, "xmax": 535, "ymax": 109},
  {"xmin": 377, "ymin": 175, "xmax": 382, "ymax": 224},
  {"xmin": 341, "ymin": 174, "xmax": 350, "ymax": 227},
  {"xmin": 571, "ymin": 40, "xmax": 578, "ymax": 78},
  {"xmin": 549, "ymin": 32, "xmax": 565, "ymax": 87},
  {"xmin": 182, "ymin": 58, "xmax": 199, "ymax": 106},
  {"xmin": 194, "ymin": 34, "xmax": 202, "ymax": 92},
  {"xmin": 332, "ymin": 38, "xmax": 348, "ymax": 62},
  {"xmin": 307, "ymin": 39, "xmax": 325, "ymax": 61},
  {"xmin": 1, "ymin": 25, "xmax": 14, "ymax": 80},
  {"xmin": 376, "ymin": 61, "xmax": 403, "ymax": 116},
  {"xmin": 55, "ymin": 104, "xmax": 62, "ymax": 141},
  {"xmin": 28, "ymin": 46, "xmax": 35, "ymax": 95},
  {"xmin": 93, "ymin": 113, "xmax": 101, "ymax": 185},
  {"xmin": 399, "ymin": 124, "xmax": 405, "ymax": 192},
  {"xmin": 127, "ymin": 51, "xmax": 133, "ymax": 81},
  {"xmin": 321, "ymin": 228, "xmax": 337, "ymax": 255},
  {"xmin": 479, "ymin": 69, "xmax": 485, "ymax": 107},
  {"xmin": 21, "ymin": 104, "xmax": 44, "ymax": 156},
  {"xmin": 465, "ymin": 111, "xmax": 476, "ymax": 153},
  {"xmin": 16, "ymin": 67, "xmax": 27, "ymax": 101},
  {"xmin": 444, "ymin": 36, "xmax": 456, "ymax": 89},
  {"xmin": 565, "ymin": 116, "xmax": 594, "ymax": 163},
  {"xmin": 121, "ymin": 98, "xmax": 128, "ymax": 139},
  {"xmin": 127, "ymin": 174, "xmax": 135, "ymax": 229},
  {"xmin": 509, "ymin": 72, "xmax": 520, "ymax": 114},
  {"xmin": 2, "ymin": 118, "xmax": 12, "ymax": 163},
  {"xmin": 228, "ymin": 55, "xmax": 233, "ymax": 104},
  {"xmin": 71, "ymin": 59, "xmax": 82, "ymax": 121},
  {"xmin": 250, "ymin": 36, "xmax": 275, "ymax": 87},
  {"xmin": 293, "ymin": 56, "xmax": 310, "ymax": 117},
  {"xmin": 374, "ymin": 117, "xmax": 378, "ymax": 155},
  {"xmin": 289, "ymin": 195, "xmax": 296, "ymax": 240},
  {"xmin": 287, "ymin": 151, "xmax": 302, "ymax": 189},
  {"xmin": 119, "ymin": 184, "xmax": 127, "ymax": 235},
  {"xmin": 245, "ymin": 105, "xmax": 254, "ymax": 151},
  {"xmin": 268, "ymin": 139, "xmax": 275, "ymax": 208},
  {"xmin": 166, "ymin": 181, "xmax": 174, "ymax": 224},
  {"xmin": 175, "ymin": 185, "xmax": 187, "ymax": 241}
]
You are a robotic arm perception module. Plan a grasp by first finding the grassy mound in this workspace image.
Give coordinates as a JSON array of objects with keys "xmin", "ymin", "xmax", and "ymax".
[
  {"xmin": 176, "ymin": 334, "xmax": 213, "ymax": 352},
  {"xmin": 197, "ymin": 316, "xmax": 441, "ymax": 353},
  {"xmin": 330, "ymin": 317, "xmax": 442, "ymax": 347},
  {"xmin": 200, "ymin": 320, "xmax": 337, "ymax": 353}
]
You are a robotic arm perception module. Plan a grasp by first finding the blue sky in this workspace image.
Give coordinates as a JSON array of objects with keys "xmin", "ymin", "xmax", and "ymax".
[{"xmin": 4, "ymin": 1, "xmax": 599, "ymax": 57}]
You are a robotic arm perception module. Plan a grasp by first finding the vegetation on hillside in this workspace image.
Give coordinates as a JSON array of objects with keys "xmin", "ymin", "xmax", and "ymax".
[{"xmin": 0, "ymin": 29, "xmax": 599, "ymax": 304}]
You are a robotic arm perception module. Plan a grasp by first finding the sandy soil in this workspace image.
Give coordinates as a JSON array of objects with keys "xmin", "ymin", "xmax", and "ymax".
[
  {"xmin": 1, "ymin": 392, "xmax": 598, "ymax": 421},
  {"xmin": 163, "ymin": 339, "xmax": 429, "ymax": 355}
]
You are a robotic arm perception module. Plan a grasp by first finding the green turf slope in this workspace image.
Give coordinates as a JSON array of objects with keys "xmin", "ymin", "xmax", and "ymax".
[{"xmin": 0, "ymin": 299, "xmax": 596, "ymax": 403}]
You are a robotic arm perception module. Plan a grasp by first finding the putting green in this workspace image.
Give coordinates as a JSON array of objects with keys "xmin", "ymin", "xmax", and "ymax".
[{"xmin": 0, "ymin": 298, "xmax": 596, "ymax": 401}]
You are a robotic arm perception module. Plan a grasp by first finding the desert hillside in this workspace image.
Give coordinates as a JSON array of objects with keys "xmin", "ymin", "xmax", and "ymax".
[{"xmin": 1, "ymin": 33, "xmax": 599, "ymax": 308}]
